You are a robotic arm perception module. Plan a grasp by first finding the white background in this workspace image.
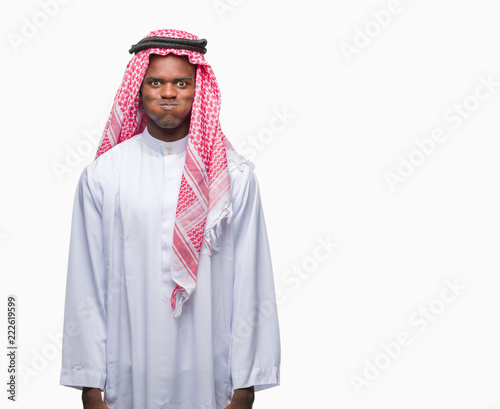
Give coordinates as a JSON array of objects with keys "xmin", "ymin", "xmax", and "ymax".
[{"xmin": 1, "ymin": 0, "xmax": 500, "ymax": 407}]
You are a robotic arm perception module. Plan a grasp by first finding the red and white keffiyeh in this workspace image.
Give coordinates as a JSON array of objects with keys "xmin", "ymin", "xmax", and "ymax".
[{"xmin": 96, "ymin": 29, "xmax": 233, "ymax": 317}]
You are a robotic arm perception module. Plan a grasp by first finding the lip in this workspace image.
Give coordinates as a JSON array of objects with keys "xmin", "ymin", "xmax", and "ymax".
[{"xmin": 159, "ymin": 104, "xmax": 179, "ymax": 110}]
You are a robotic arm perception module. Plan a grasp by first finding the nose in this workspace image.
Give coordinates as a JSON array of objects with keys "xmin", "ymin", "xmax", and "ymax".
[{"xmin": 161, "ymin": 83, "xmax": 177, "ymax": 99}]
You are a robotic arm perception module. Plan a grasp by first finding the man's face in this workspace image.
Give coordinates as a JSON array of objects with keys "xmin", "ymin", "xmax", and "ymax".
[{"xmin": 140, "ymin": 54, "xmax": 196, "ymax": 140}]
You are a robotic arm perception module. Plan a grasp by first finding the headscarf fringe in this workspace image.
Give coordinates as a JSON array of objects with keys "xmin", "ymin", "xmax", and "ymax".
[{"xmin": 204, "ymin": 202, "xmax": 233, "ymax": 254}]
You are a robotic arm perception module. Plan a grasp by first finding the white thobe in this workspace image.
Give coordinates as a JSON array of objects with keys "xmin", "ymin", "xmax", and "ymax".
[{"xmin": 59, "ymin": 129, "xmax": 280, "ymax": 409}]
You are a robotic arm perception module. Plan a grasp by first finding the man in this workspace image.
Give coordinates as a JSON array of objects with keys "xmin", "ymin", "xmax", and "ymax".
[{"xmin": 59, "ymin": 29, "xmax": 280, "ymax": 409}]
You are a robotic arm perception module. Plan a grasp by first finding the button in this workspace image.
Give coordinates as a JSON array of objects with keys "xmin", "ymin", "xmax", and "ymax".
[{"xmin": 167, "ymin": 145, "xmax": 172, "ymax": 154}]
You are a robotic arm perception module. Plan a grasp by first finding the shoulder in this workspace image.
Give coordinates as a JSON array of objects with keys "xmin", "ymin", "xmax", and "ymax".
[
  {"xmin": 86, "ymin": 134, "xmax": 142, "ymax": 182},
  {"xmin": 77, "ymin": 134, "xmax": 142, "ymax": 200}
]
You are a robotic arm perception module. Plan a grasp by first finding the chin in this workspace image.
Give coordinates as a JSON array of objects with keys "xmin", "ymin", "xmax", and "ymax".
[{"xmin": 157, "ymin": 120, "xmax": 182, "ymax": 129}]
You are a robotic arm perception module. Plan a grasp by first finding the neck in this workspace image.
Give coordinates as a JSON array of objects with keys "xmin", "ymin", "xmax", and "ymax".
[{"xmin": 146, "ymin": 117, "xmax": 190, "ymax": 142}]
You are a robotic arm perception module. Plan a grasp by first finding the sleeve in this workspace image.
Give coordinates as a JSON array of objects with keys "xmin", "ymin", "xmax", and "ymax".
[
  {"xmin": 59, "ymin": 167, "xmax": 107, "ymax": 390},
  {"xmin": 230, "ymin": 164, "xmax": 281, "ymax": 392}
]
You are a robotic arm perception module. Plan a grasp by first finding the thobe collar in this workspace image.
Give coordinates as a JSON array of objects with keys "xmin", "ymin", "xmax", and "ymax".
[{"xmin": 141, "ymin": 127, "xmax": 189, "ymax": 156}]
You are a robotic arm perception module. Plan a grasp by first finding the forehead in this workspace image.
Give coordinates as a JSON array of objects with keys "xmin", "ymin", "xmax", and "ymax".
[{"xmin": 145, "ymin": 54, "xmax": 196, "ymax": 77}]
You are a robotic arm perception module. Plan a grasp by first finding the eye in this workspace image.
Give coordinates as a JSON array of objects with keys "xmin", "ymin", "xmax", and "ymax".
[
  {"xmin": 151, "ymin": 80, "xmax": 160, "ymax": 86},
  {"xmin": 178, "ymin": 80, "xmax": 187, "ymax": 87}
]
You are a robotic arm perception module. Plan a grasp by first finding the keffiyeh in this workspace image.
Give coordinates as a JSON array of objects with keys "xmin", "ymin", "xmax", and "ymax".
[{"xmin": 96, "ymin": 29, "xmax": 233, "ymax": 317}]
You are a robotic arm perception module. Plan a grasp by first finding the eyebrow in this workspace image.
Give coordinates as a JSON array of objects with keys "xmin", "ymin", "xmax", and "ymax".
[{"xmin": 144, "ymin": 76, "xmax": 193, "ymax": 82}]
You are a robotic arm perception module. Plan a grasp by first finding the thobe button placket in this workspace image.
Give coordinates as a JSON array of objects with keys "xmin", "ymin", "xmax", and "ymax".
[{"xmin": 161, "ymin": 146, "xmax": 178, "ymax": 283}]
